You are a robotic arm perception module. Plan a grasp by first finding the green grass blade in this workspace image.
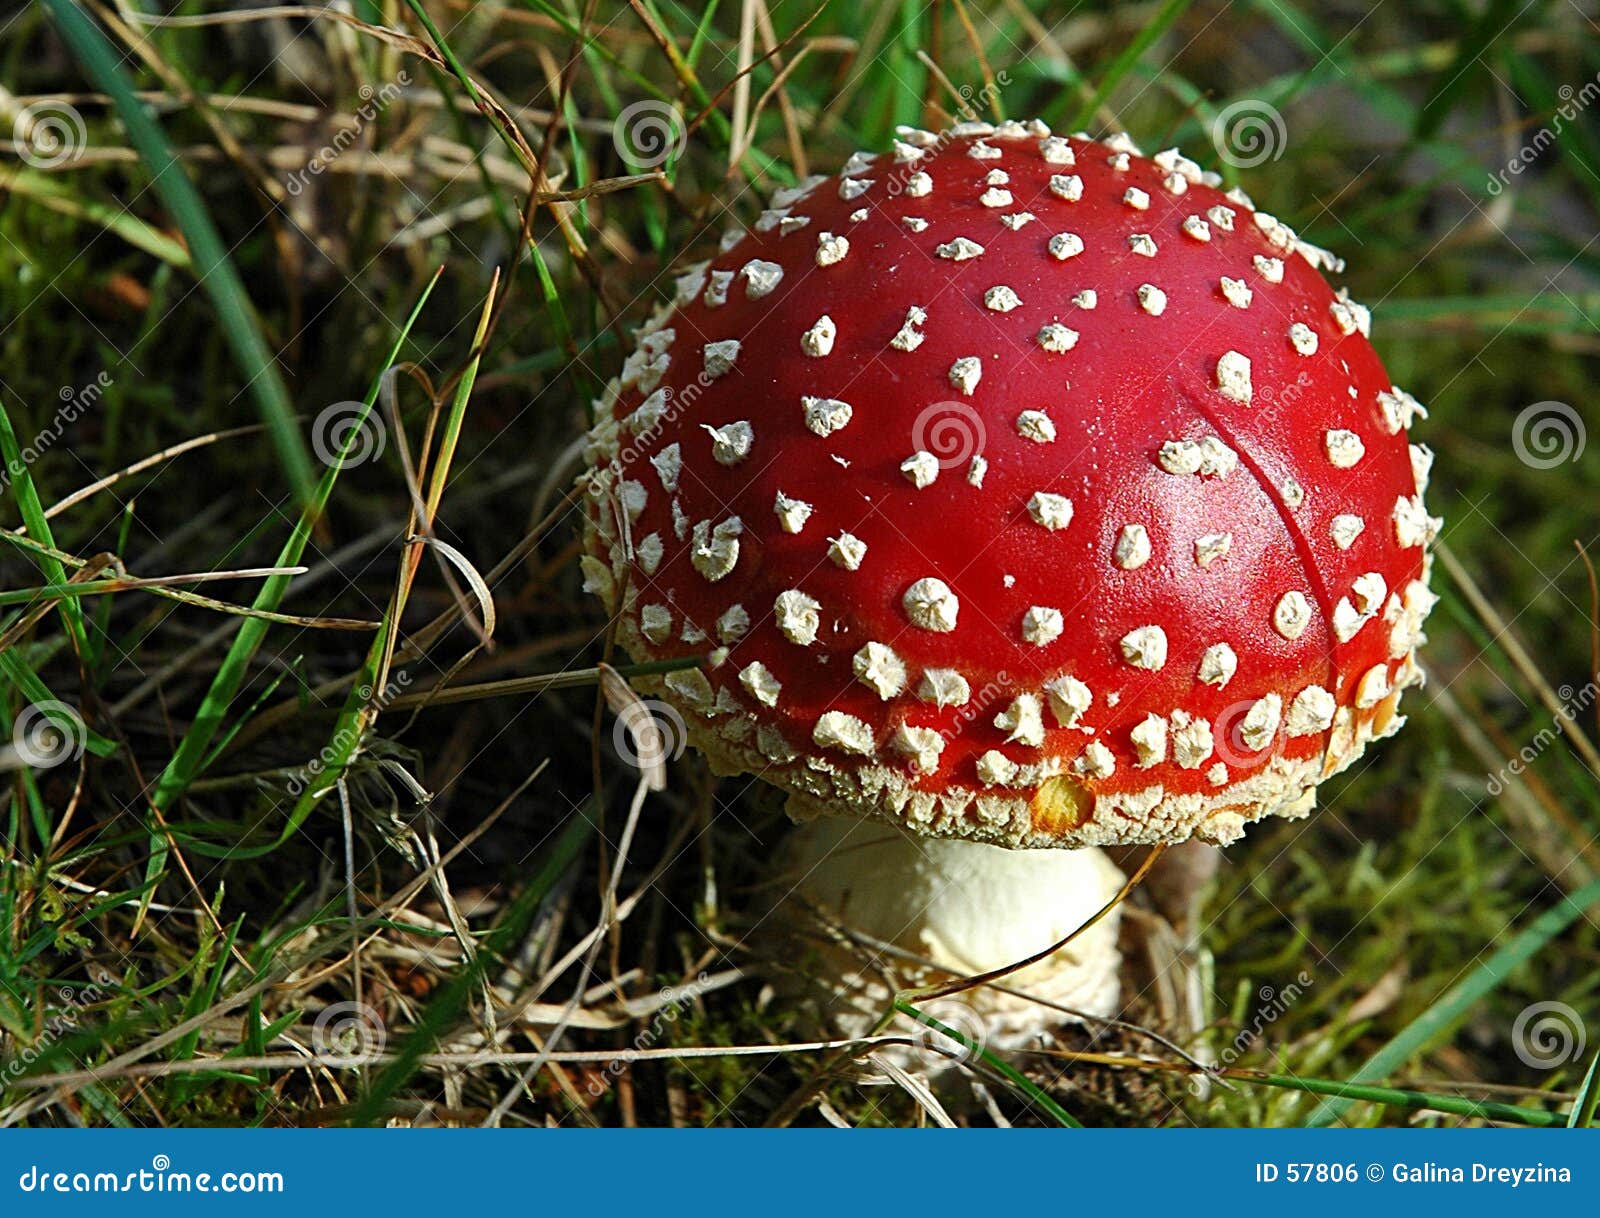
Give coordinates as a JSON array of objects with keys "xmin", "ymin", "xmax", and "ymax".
[
  {"xmin": 0, "ymin": 650, "xmax": 115, "ymax": 758},
  {"xmin": 140, "ymin": 267, "xmax": 442, "ymax": 866},
  {"xmin": 1069, "ymin": 0, "xmax": 1195, "ymax": 130},
  {"xmin": 401, "ymin": 0, "xmax": 579, "ymax": 369},
  {"xmin": 0, "ymin": 400, "xmax": 90, "ymax": 659},
  {"xmin": 0, "ymin": 164, "xmax": 192, "ymax": 267},
  {"xmin": 1309, "ymin": 874, "xmax": 1600, "ymax": 1125},
  {"xmin": 347, "ymin": 807, "xmax": 595, "ymax": 1125},
  {"xmin": 281, "ymin": 274, "xmax": 493, "ymax": 838},
  {"xmin": 1230, "ymin": 1070, "xmax": 1565, "ymax": 1127},
  {"xmin": 1413, "ymin": 0, "xmax": 1534, "ymax": 141},
  {"xmin": 894, "ymin": 1000, "xmax": 1081, "ymax": 1127},
  {"xmin": 685, "ymin": 0, "xmax": 723, "ymax": 68},
  {"xmin": 40, "ymin": 0, "xmax": 315, "ymax": 507},
  {"xmin": 1568, "ymin": 1051, "xmax": 1600, "ymax": 1128}
]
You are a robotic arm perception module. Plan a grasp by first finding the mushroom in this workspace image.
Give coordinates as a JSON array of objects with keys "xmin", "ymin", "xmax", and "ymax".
[
  {"xmin": 582, "ymin": 120, "xmax": 1439, "ymax": 1063},
  {"xmin": 774, "ymin": 816, "xmax": 1126, "ymax": 1074}
]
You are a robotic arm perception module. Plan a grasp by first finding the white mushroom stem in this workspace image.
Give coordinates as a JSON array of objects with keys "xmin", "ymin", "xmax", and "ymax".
[{"xmin": 777, "ymin": 818, "xmax": 1127, "ymax": 1074}]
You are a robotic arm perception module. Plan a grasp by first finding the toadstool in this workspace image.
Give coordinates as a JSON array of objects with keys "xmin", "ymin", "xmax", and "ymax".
[
  {"xmin": 773, "ymin": 816, "xmax": 1126, "ymax": 1074},
  {"xmin": 582, "ymin": 118, "xmax": 1439, "ymax": 1056}
]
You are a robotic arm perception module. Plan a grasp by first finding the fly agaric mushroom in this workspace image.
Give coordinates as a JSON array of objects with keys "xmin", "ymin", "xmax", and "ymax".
[
  {"xmin": 582, "ymin": 118, "xmax": 1438, "ymax": 855},
  {"xmin": 773, "ymin": 817, "xmax": 1126, "ymax": 1072},
  {"xmin": 582, "ymin": 118, "xmax": 1439, "ymax": 1070}
]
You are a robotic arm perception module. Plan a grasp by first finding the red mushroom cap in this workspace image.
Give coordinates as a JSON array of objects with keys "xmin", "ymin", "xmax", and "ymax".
[{"xmin": 582, "ymin": 119, "xmax": 1440, "ymax": 848}]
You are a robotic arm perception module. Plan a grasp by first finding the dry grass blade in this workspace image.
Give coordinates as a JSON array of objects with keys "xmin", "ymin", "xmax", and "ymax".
[
  {"xmin": 39, "ymin": 425, "xmax": 266, "ymax": 520},
  {"xmin": 598, "ymin": 662, "xmax": 667, "ymax": 791},
  {"xmin": 0, "ymin": 534, "xmax": 376, "ymax": 630},
  {"xmin": 1433, "ymin": 685, "xmax": 1598, "ymax": 887},
  {"xmin": 374, "ymin": 657, "xmax": 708, "ymax": 711},
  {"xmin": 1437, "ymin": 539, "xmax": 1600, "ymax": 778},
  {"xmin": 872, "ymin": 1054, "xmax": 958, "ymax": 1127},
  {"xmin": 408, "ymin": 534, "xmax": 497, "ymax": 645},
  {"xmin": 41, "ymin": 0, "xmax": 316, "ymax": 506},
  {"xmin": 282, "ymin": 270, "xmax": 498, "ymax": 839}
]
